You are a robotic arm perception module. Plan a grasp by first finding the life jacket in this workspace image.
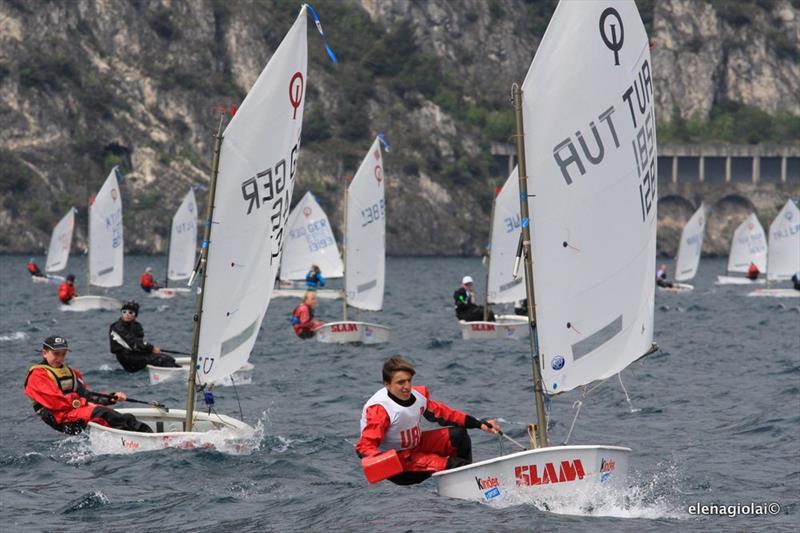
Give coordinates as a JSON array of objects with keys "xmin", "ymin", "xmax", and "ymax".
[
  {"xmin": 305, "ymin": 271, "xmax": 322, "ymax": 288},
  {"xmin": 140, "ymin": 272, "xmax": 155, "ymax": 289},
  {"xmin": 58, "ymin": 282, "xmax": 75, "ymax": 303},
  {"xmin": 360, "ymin": 388, "xmax": 428, "ymax": 451},
  {"xmin": 291, "ymin": 303, "xmax": 313, "ymax": 326},
  {"xmin": 24, "ymin": 364, "xmax": 82, "ymax": 433},
  {"xmin": 27, "ymin": 262, "xmax": 39, "ymax": 275}
]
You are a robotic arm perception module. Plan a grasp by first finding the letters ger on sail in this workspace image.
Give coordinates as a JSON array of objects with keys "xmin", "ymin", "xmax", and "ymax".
[
  {"xmin": 280, "ymin": 191, "xmax": 344, "ymax": 281},
  {"xmin": 46, "ymin": 208, "xmax": 75, "ymax": 273},
  {"xmin": 168, "ymin": 188, "xmax": 198, "ymax": 281},
  {"xmin": 89, "ymin": 168, "xmax": 124, "ymax": 288},
  {"xmin": 488, "ymin": 166, "xmax": 526, "ymax": 304},
  {"xmin": 197, "ymin": 7, "xmax": 308, "ymax": 384},
  {"xmin": 345, "ymin": 136, "xmax": 386, "ymax": 311},
  {"xmin": 522, "ymin": 1, "xmax": 657, "ymax": 393}
]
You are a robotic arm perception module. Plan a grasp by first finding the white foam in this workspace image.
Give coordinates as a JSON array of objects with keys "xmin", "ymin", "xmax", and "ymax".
[{"xmin": 0, "ymin": 331, "xmax": 28, "ymax": 342}]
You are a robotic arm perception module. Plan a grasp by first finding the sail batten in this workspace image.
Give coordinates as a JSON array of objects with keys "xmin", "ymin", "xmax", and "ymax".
[
  {"xmin": 522, "ymin": 0, "xmax": 657, "ymax": 394},
  {"xmin": 196, "ymin": 6, "xmax": 308, "ymax": 385}
]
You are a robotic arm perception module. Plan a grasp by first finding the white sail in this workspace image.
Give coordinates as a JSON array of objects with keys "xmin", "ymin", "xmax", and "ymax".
[
  {"xmin": 488, "ymin": 167, "xmax": 525, "ymax": 304},
  {"xmin": 522, "ymin": 0, "xmax": 656, "ymax": 394},
  {"xmin": 674, "ymin": 203, "xmax": 706, "ymax": 282},
  {"xmin": 45, "ymin": 208, "xmax": 75, "ymax": 273},
  {"xmin": 89, "ymin": 168, "xmax": 124, "ymax": 288},
  {"xmin": 168, "ymin": 188, "xmax": 198, "ymax": 281},
  {"xmin": 727, "ymin": 213, "xmax": 767, "ymax": 273},
  {"xmin": 280, "ymin": 191, "xmax": 344, "ymax": 281},
  {"xmin": 766, "ymin": 199, "xmax": 800, "ymax": 281},
  {"xmin": 345, "ymin": 136, "xmax": 385, "ymax": 311},
  {"xmin": 196, "ymin": 7, "xmax": 307, "ymax": 385}
]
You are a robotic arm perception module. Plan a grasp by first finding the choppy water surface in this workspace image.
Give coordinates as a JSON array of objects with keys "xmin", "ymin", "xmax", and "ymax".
[{"xmin": 1, "ymin": 255, "xmax": 797, "ymax": 531}]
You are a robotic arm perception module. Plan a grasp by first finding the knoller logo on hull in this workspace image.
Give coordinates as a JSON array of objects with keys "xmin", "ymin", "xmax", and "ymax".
[
  {"xmin": 475, "ymin": 476, "xmax": 501, "ymax": 500},
  {"xmin": 515, "ymin": 459, "xmax": 585, "ymax": 486}
]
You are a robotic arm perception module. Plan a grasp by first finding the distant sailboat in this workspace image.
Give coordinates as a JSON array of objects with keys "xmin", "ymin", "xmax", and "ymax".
[
  {"xmin": 88, "ymin": 4, "xmax": 311, "ymax": 452},
  {"xmin": 716, "ymin": 213, "xmax": 767, "ymax": 285},
  {"xmin": 149, "ymin": 188, "xmax": 198, "ymax": 299},
  {"xmin": 273, "ymin": 191, "xmax": 344, "ymax": 300},
  {"xmin": 460, "ymin": 168, "xmax": 528, "ymax": 339},
  {"xmin": 660, "ymin": 203, "xmax": 705, "ymax": 292},
  {"xmin": 748, "ymin": 199, "xmax": 800, "ymax": 298},
  {"xmin": 314, "ymin": 136, "xmax": 390, "ymax": 344},
  {"xmin": 435, "ymin": 0, "xmax": 657, "ymax": 504},
  {"xmin": 67, "ymin": 168, "xmax": 124, "ymax": 311},
  {"xmin": 33, "ymin": 208, "xmax": 75, "ymax": 285}
]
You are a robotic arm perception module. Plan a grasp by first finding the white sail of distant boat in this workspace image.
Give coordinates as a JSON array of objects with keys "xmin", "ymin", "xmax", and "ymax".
[
  {"xmin": 748, "ymin": 199, "xmax": 800, "ymax": 298},
  {"xmin": 168, "ymin": 188, "xmax": 198, "ymax": 282},
  {"xmin": 272, "ymin": 191, "xmax": 344, "ymax": 299},
  {"xmin": 89, "ymin": 4, "xmax": 312, "ymax": 452},
  {"xmin": 315, "ymin": 136, "xmax": 390, "ymax": 344},
  {"xmin": 435, "ymin": 0, "xmax": 657, "ymax": 504},
  {"xmin": 33, "ymin": 208, "xmax": 75, "ymax": 284},
  {"xmin": 716, "ymin": 213, "xmax": 767, "ymax": 285},
  {"xmin": 460, "ymin": 167, "xmax": 528, "ymax": 340},
  {"xmin": 67, "ymin": 168, "xmax": 125, "ymax": 311},
  {"xmin": 661, "ymin": 203, "xmax": 706, "ymax": 292}
]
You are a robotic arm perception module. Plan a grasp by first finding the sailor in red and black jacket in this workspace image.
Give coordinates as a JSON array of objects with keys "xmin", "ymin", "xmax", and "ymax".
[
  {"xmin": 356, "ymin": 356, "xmax": 499, "ymax": 485},
  {"xmin": 291, "ymin": 291, "xmax": 325, "ymax": 339},
  {"xmin": 139, "ymin": 266, "xmax": 160, "ymax": 293},
  {"xmin": 27, "ymin": 257, "xmax": 45, "ymax": 278},
  {"xmin": 57, "ymin": 274, "xmax": 77, "ymax": 304},
  {"xmin": 23, "ymin": 335, "xmax": 152, "ymax": 434}
]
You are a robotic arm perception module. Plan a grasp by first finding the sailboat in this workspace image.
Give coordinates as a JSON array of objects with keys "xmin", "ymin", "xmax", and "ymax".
[
  {"xmin": 716, "ymin": 213, "xmax": 767, "ymax": 285},
  {"xmin": 460, "ymin": 168, "xmax": 528, "ymax": 340},
  {"xmin": 435, "ymin": 0, "xmax": 658, "ymax": 504},
  {"xmin": 88, "ymin": 4, "xmax": 312, "ymax": 451},
  {"xmin": 314, "ymin": 135, "xmax": 390, "ymax": 344},
  {"xmin": 67, "ymin": 167, "xmax": 125, "ymax": 311},
  {"xmin": 272, "ymin": 191, "xmax": 344, "ymax": 300},
  {"xmin": 659, "ymin": 203, "xmax": 706, "ymax": 293},
  {"xmin": 748, "ymin": 199, "xmax": 800, "ymax": 298},
  {"xmin": 32, "ymin": 208, "xmax": 76, "ymax": 284},
  {"xmin": 149, "ymin": 188, "xmax": 198, "ymax": 299}
]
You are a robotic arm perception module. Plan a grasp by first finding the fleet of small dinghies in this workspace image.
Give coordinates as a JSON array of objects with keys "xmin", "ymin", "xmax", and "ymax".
[
  {"xmin": 435, "ymin": 0, "xmax": 658, "ymax": 504},
  {"xmin": 88, "ymin": 3, "xmax": 311, "ymax": 452},
  {"xmin": 716, "ymin": 213, "xmax": 767, "ymax": 285},
  {"xmin": 460, "ymin": 167, "xmax": 528, "ymax": 340},
  {"xmin": 67, "ymin": 167, "xmax": 125, "ymax": 312},
  {"xmin": 659, "ymin": 203, "xmax": 706, "ymax": 293},
  {"xmin": 747, "ymin": 199, "xmax": 800, "ymax": 298},
  {"xmin": 314, "ymin": 135, "xmax": 390, "ymax": 344},
  {"xmin": 149, "ymin": 188, "xmax": 199, "ymax": 299},
  {"xmin": 273, "ymin": 191, "xmax": 344, "ymax": 300},
  {"xmin": 33, "ymin": 207, "xmax": 75, "ymax": 285}
]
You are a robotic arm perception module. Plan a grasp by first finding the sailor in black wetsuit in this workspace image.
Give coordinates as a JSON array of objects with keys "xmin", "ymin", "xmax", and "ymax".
[
  {"xmin": 109, "ymin": 301, "xmax": 179, "ymax": 372},
  {"xmin": 453, "ymin": 276, "xmax": 494, "ymax": 322}
]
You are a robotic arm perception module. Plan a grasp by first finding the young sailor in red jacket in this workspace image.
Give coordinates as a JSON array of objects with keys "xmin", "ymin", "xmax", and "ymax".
[
  {"xmin": 291, "ymin": 291, "xmax": 325, "ymax": 339},
  {"xmin": 23, "ymin": 335, "xmax": 152, "ymax": 434},
  {"xmin": 356, "ymin": 356, "xmax": 499, "ymax": 485},
  {"xmin": 57, "ymin": 274, "xmax": 77, "ymax": 304},
  {"xmin": 27, "ymin": 257, "xmax": 45, "ymax": 277},
  {"xmin": 139, "ymin": 266, "xmax": 160, "ymax": 293},
  {"xmin": 746, "ymin": 262, "xmax": 761, "ymax": 280}
]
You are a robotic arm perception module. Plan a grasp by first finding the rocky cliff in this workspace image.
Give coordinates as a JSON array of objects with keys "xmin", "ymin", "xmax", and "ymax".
[{"xmin": 0, "ymin": 0, "xmax": 798, "ymax": 256}]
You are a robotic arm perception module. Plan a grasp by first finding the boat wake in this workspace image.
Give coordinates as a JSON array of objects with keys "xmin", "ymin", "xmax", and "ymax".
[{"xmin": 0, "ymin": 331, "xmax": 28, "ymax": 341}]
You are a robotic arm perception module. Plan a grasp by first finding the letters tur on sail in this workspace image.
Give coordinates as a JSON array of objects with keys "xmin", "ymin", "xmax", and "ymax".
[
  {"xmin": 488, "ymin": 166, "xmax": 525, "ymax": 304},
  {"xmin": 766, "ymin": 199, "xmax": 800, "ymax": 280},
  {"xmin": 89, "ymin": 168, "xmax": 124, "ymax": 288},
  {"xmin": 675, "ymin": 203, "xmax": 706, "ymax": 282},
  {"xmin": 522, "ymin": 0, "xmax": 656, "ymax": 393},
  {"xmin": 46, "ymin": 208, "xmax": 75, "ymax": 273},
  {"xmin": 280, "ymin": 191, "xmax": 344, "ymax": 281},
  {"xmin": 197, "ymin": 6, "xmax": 307, "ymax": 385},
  {"xmin": 168, "ymin": 188, "xmax": 198, "ymax": 281},
  {"xmin": 345, "ymin": 136, "xmax": 386, "ymax": 311},
  {"xmin": 727, "ymin": 213, "xmax": 767, "ymax": 273}
]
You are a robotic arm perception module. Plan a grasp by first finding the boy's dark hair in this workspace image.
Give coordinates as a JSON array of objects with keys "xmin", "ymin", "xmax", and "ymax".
[{"xmin": 382, "ymin": 356, "xmax": 415, "ymax": 383}]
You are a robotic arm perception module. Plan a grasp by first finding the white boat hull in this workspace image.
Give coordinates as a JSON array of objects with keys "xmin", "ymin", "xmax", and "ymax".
[
  {"xmin": 716, "ymin": 275, "xmax": 765, "ymax": 285},
  {"xmin": 433, "ymin": 445, "xmax": 630, "ymax": 505},
  {"xmin": 314, "ymin": 321, "xmax": 390, "ymax": 344},
  {"xmin": 64, "ymin": 295, "xmax": 122, "ymax": 311},
  {"xmin": 87, "ymin": 408, "xmax": 255, "ymax": 454},
  {"xmin": 148, "ymin": 288, "xmax": 177, "ymax": 299},
  {"xmin": 460, "ymin": 315, "xmax": 529, "ymax": 340},
  {"xmin": 32, "ymin": 274, "xmax": 64, "ymax": 285},
  {"xmin": 148, "ymin": 359, "xmax": 255, "ymax": 386},
  {"xmin": 747, "ymin": 288, "xmax": 800, "ymax": 298},
  {"xmin": 273, "ymin": 288, "xmax": 343, "ymax": 300},
  {"xmin": 658, "ymin": 282, "xmax": 694, "ymax": 293}
]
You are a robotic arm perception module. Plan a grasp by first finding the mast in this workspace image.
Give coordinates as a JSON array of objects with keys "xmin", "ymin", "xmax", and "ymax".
[
  {"xmin": 86, "ymin": 193, "xmax": 92, "ymax": 296},
  {"xmin": 185, "ymin": 115, "xmax": 225, "ymax": 431},
  {"xmin": 483, "ymin": 184, "xmax": 497, "ymax": 322},
  {"xmin": 512, "ymin": 83, "xmax": 548, "ymax": 448},
  {"xmin": 341, "ymin": 177, "xmax": 349, "ymax": 321},
  {"xmin": 164, "ymin": 227, "xmax": 171, "ymax": 288}
]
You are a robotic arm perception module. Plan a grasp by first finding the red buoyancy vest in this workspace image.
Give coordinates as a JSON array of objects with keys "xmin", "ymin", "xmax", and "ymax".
[
  {"xmin": 140, "ymin": 272, "xmax": 155, "ymax": 289},
  {"xmin": 28, "ymin": 262, "xmax": 39, "ymax": 274},
  {"xmin": 58, "ymin": 282, "xmax": 76, "ymax": 303}
]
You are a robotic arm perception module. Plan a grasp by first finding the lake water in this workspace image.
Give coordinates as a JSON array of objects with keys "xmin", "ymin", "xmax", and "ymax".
[{"xmin": 0, "ymin": 255, "xmax": 797, "ymax": 531}]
